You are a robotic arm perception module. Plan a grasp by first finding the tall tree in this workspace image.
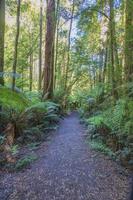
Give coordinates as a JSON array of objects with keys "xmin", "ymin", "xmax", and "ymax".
[
  {"xmin": 54, "ymin": 0, "xmax": 60, "ymax": 89},
  {"xmin": 29, "ymin": 53, "xmax": 33, "ymax": 91},
  {"xmin": 109, "ymin": 0, "xmax": 117, "ymax": 98},
  {"xmin": 43, "ymin": 0, "xmax": 55, "ymax": 99},
  {"xmin": 12, "ymin": 0, "xmax": 21, "ymax": 90},
  {"xmin": 38, "ymin": 0, "xmax": 43, "ymax": 91},
  {"xmin": 125, "ymin": 0, "xmax": 133, "ymax": 82},
  {"xmin": 64, "ymin": 0, "xmax": 75, "ymax": 91},
  {"xmin": 0, "ymin": 0, "xmax": 5, "ymax": 86}
]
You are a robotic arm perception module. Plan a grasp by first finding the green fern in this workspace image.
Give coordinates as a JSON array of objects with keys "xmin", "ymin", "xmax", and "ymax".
[
  {"xmin": 88, "ymin": 140, "xmax": 115, "ymax": 158},
  {"xmin": 26, "ymin": 101, "xmax": 59, "ymax": 114},
  {"xmin": 0, "ymin": 86, "xmax": 30, "ymax": 111},
  {"xmin": 88, "ymin": 115, "xmax": 103, "ymax": 126}
]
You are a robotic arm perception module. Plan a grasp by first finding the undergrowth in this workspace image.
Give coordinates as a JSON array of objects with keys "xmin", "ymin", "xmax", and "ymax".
[
  {"xmin": 0, "ymin": 86, "xmax": 61, "ymax": 171},
  {"xmin": 88, "ymin": 140, "xmax": 116, "ymax": 158},
  {"xmin": 78, "ymin": 84, "xmax": 133, "ymax": 169}
]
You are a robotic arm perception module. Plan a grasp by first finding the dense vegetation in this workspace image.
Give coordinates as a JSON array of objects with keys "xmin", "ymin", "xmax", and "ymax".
[{"xmin": 0, "ymin": 0, "xmax": 133, "ymax": 170}]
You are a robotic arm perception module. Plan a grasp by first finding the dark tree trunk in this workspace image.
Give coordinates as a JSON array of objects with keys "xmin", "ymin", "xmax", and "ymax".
[
  {"xmin": 12, "ymin": 0, "xmax": 21, "ymax": 90},
  {"xmin": 0, "ymin": 0, "xmax": 5, "ymax": 86},
  {"xmin": 43, "ymin": 0, "xmax": 55, "ymax": 99}
]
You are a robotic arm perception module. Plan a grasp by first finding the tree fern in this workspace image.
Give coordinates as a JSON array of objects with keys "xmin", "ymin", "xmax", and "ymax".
[{"xmin": 0, "ymin": 86, "xmax": 30, "ymax": 111}]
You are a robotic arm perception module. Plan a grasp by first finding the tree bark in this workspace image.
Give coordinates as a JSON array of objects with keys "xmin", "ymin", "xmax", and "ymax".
[
  {"xmin": 103, "ymin": 46, "xmax": 108, "ymax": 84},
  {"xmin": 0, "ymin": 0, "xmax": 5, "ymax": 86},
  {"xmin": 43, "ymin": 0, "xmax": 55, "ymax": 99},
  {"xmin": 54, "ymin": 0, "xmax": 60, "ymax": 89},
  {"xmin": 109, "ymin": 0, "xmax": 117, "ymax": 98},
  {"xmin": 64, "ymin": 0, "xmax": 75, "ymax": 91},
  {"xmin": 29, "ymin": 54, "xmax": 33, "ymax": 91},
  {"xmin": 38, "ymin": 0, "xmax": 43, "ymax": 91},
  {"xmin": 12, "ymin": 0, "xmax": 21, "ymax": 90}
]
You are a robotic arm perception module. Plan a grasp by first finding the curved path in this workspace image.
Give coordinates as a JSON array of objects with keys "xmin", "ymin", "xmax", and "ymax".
[{"xmin": 0, "ymin": 112, "xmax": 131, "ymax": 200}]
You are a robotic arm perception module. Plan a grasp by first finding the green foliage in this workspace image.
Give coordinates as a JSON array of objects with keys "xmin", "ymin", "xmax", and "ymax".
[
  {"xmin": 15, "ymin": 155, "xmax": 37, "ymax": 170},
  {"xmin": 1, "ymin": 0, "xmax": 132, "ymax": 170},
  {"xmin": 44, "ymin": 113, "xmax": 59, "ymax": 122},
  {"xmin": 26, "ymin": 102, "xmax": 48, "ymax": 113},
  {"xmin": 53, "ymin": 88, "xmax": 66, "ymax": 104},
  {"xmin": 83, "ymin": 95, "xmax": 133, "ymax": 167},
  {"xmin": 0, "ymin": 88, "xmax": 60, "ymax": 147},
  {"xmin": 25, "ymin": 91, "xmax": 42, "ymax": 104},
  {"xmin": 24, "ymin": 101, "xmax": 60, "ymax": 130},
  {"xmin": 22, "ymin": 127, "xmax": 43, "ymax": 143},
  {"xmin": 84, "ymin": 97, "xmax": 133, "ymax": 137},
  {"xmin": 26, "ymin": 101, "xmax": 59, "ymax": 114},
  {"xmin": 0, "ymin": 86, "xmax": 30, "ymax": 111},
  {"xmin": 103, "ymin": 98, "xmax": 133, "ymax": 136},
  {"xmin": 87, "ymin": 83, "xmax": 105, "ymax": 100},
  {"xmin": 88, "ymin": 115, "xmax": 103, "ymax": 127},
  {"xmin": 10, "ymin": 145, "xmax": 19, "ymax": 155},
  {"xmin": 88, "ymin": 140, "xmax": 115, "ymax": 158}
]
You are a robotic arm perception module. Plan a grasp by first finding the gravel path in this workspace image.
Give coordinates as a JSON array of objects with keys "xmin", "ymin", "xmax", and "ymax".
[{"xmin": 0, "ymin": 112, "xmax": 132, "ymax": 200}]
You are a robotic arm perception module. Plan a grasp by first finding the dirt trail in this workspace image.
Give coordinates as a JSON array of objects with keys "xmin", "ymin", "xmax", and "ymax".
[{"xmin": 0, "ymin": 112, "xmax": 132, "ymax": 200}]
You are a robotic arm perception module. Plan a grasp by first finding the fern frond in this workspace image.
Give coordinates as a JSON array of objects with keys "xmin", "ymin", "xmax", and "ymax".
[{"xmin": 0, "ymin": 86, "xmax": 30, "ymax": 111}]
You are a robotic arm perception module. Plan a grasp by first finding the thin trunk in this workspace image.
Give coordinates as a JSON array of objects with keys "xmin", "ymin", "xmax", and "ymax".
[
  {"xmin": 64, "ymin": 0, "xmax": 75, "ymax": 91},
  {"xmin": 38, "ymin": 0, "xmax": 43, "ymax": 91},
  {"xmin": 98, "ymin": 50, "xmax": 104, "ymax": 83},
  {"xmin": 103, "ymin": 46, "xmax": 108, "ymax": 83},
  {"xmin": 21, "ymin": 66, "xmax": 24, "ymax": 91},
  {"xmin": 109, "ymin": 0, "xmax": 116, "ymax": 98},
  {"xmin": 12, "ymin": 0, "xmax": 21, "ymax": 90},
  {"xmin": 29, "ymin": 54, "xmax": 33, "ymax": 91},
  {"xmin": 54, "ymin": 0, "xmax": 60, "ymax": 89},
  {"xmin": 0, "ymin": 0, "xmax": 5, "ymax": 86},
  {"xmin": 43, "ymin": 0, "xmax": 55, "ymax": 99}
]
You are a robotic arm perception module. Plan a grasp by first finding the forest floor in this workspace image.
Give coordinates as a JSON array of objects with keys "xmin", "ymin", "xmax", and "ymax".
[{"xmin": 0, "ymin": 112, "xmax": 132, "ymax": 200}]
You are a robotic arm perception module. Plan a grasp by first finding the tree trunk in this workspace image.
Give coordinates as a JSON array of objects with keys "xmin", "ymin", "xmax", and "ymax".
[
  {"xmin": 54, "ymin": 0, "xmax": 60, "ymax": 89},
  {"xmin": 43, "ymin": 0, "xmax": 55, "ymax": 99},
  {"xmin": 125, "ymin": 0, "xmax": 133, "ymax": 82},
  {"xmin": 64, "ymin": 0, "xmax": 75, "ymax": 91},
  {"xmin": 109, "ymin": 0, "xmax": 117, "ymax": 98},
  {"xmin": 38, "ymin": 0, "xmax": 43, "ymax": 91},
  {"xmin": 29, "ymin": 54, "xmax": 33, "ymax": 91},
  {"xmin": 12, "ymin": 0, "xmax": 21, "ymax": 90},
  {"xmin": 103, "ymin": 46, "xmax": 108, "ymax": 84},
  {"xmin": 0, "ymin": 0, "xmax": 5, "ymax": 86}
]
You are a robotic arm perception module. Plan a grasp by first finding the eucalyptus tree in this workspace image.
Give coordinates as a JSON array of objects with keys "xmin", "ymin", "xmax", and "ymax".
[{"xmin": 43, "ymin": 0, "xmax": 56, "ymax": 99}]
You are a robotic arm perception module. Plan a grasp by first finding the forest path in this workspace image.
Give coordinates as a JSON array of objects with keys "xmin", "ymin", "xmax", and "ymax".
[{"xmin": 0, "ymin": 112, "xmax": 131, "ymax": 200}]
